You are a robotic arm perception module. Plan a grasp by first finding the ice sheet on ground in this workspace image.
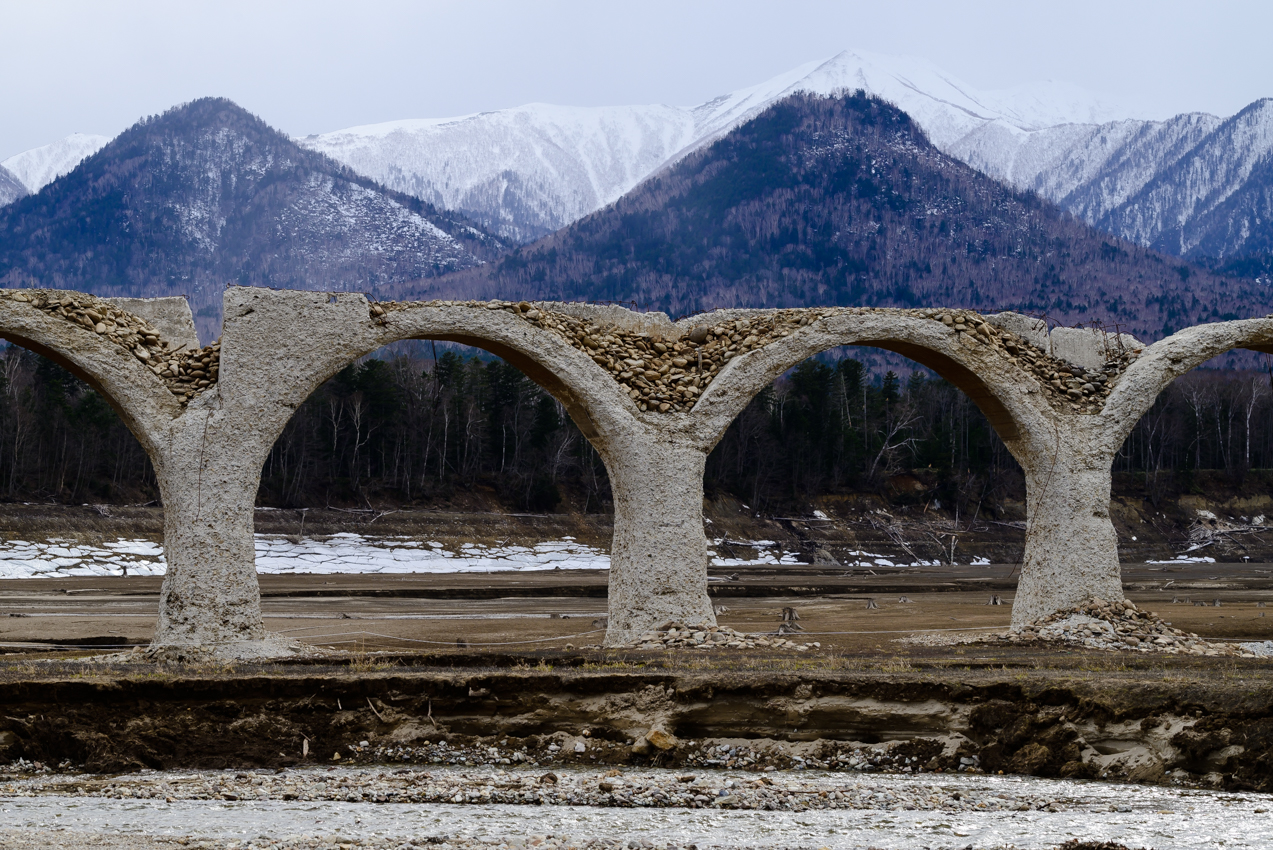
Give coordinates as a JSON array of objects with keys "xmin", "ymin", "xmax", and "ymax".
[
  {"xmin": 0, "ymin": 534, "xmax": 845, "ymax": 578},
  {"xmin": 1148, "ymin": 555, "xmax": 1218, "ymax": 564}
]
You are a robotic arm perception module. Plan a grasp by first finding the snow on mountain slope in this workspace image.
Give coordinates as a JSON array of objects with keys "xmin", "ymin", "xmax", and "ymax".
[
  {"xmin": 302, "ymin": 49, "xmax": 1129, "ymax": 242},
  {"xmin": 686, "ymin": 50, "xmax": 1132, "ymax": 154},
  {"xmin": 1, "ymin": 133, "xmax": 111, "ymax": 192},
  {"xmin": 1101, "ymin": 98, "xmax": 1273, "ymax": 258},
  {"xmin": 950, "ymin": 113, "xmax": 1225, "ymax": 219},
  {"xmin": 0, "ymin": 99, "xmax": 501, "ymax": 340},
  {"xmin": 0, "ymin": 165, "xmax": 26, "ymax": 207},
  {"xmin": 303, "ymin": 104, "xmax": 698, "ymax": 242},
  {"xmin": 928, "ymin": 95, "xmax": 1273, "ymax": 263}
]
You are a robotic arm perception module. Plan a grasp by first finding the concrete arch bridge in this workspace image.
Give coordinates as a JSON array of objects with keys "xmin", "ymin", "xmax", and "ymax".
[{"xmin": 1, "ymin": 287, "xmax": 1269, "ymax": 657}]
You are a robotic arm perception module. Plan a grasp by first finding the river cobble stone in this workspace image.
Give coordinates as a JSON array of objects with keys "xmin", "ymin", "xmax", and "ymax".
[
  {"xmin": 4, "ymin": 290, "xmax": 219, "ymax": 405},
  {"xmin": 378, "ymin": 300, "xmax": 1136, "ymax": 416},
  {"xmin": 999, "ymin": 596, "xmax": 1260, "ymax": 657},
  {"xmin": 608, "ymin": 623, "xmax": 818, "ymax": 652},
  {"xmin": 0, "ymin": 764, "xmax": 1096, "ymax": 815}
]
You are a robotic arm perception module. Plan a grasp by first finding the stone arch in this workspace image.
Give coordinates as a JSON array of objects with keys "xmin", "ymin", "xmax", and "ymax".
[
  {"xmin": 199, "ymin": 287, "xmax": 717, "ymax": 651},
  {"xmin": 1103, "ymin": 317, "xmax": 1273, "ymax": 453},
  {"xmin": 0, "ymin": 292, "xmax": 183, "ymax": 456},
  {"xmin": 163, "ymin": 289, "xmax": 660, "ymax": 653},
  {"xmin": 691, "ymin": 309, "xmax": 1054, "ymax": 457},
  {"xmin": 217, "ymin": 290, "xmax": 639, "ymax": 473},
  {"xmin": 688, "ymin": 307, "xmax": 1134, "ymax": 631}
]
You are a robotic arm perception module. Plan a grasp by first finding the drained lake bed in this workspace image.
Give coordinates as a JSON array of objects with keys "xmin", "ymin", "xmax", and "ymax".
[{"xmin": 1, "ymin": 767, "xmax": 1270, "ymax": 849}]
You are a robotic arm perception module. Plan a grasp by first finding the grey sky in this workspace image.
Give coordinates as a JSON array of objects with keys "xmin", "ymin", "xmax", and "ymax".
[{"xmin": 3, "ymin": 0, "xmax": 1271, "ymax": 159}]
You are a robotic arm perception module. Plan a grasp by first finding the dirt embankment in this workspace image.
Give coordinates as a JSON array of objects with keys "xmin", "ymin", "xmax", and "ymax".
[{"xmin": 1, "ymin": 662, "xmax": 1270, "ymax": 792}]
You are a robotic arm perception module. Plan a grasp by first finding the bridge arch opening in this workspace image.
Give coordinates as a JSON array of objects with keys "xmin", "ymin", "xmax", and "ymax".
[
  {"xmin": 704, "ymin": 342, "xmax": 1026, "ymax": 566},
  {"xmin": 250, "ymin": 328, "xmax": 629, "ymax": 652}
]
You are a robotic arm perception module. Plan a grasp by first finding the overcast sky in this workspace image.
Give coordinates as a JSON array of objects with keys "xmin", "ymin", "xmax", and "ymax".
[{"xmin": 3, "ymin": 0, "xmax": 1271, "ymax": 159}]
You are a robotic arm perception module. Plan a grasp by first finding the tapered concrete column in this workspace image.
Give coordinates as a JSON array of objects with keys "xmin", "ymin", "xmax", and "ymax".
[
  {"xmin": 1013, "ymin": 424, "xmax": 1123, "ymax": 627},
  {"xmin": 602, "ymin": 432, "xmax": 716, "ymax": 644},
  {"xmin": 149, "ymin": 407, "xmax": 273, "ymax": 652}
]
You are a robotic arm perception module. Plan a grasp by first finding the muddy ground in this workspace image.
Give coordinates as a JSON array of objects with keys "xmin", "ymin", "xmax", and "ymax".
[
  {"xmin": 0, "ymin": 501, "xmax": 1270, "ymax": 802},
  {"xmin": 0, "ymin": 560, "xmax": 1270, "ymax": 795},
  {"xmin": 0, "ymin": 651, "xmax": 1271, "ymax": 795}
]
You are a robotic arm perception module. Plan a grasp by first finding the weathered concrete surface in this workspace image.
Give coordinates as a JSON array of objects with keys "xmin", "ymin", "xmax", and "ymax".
[
  {"xmin": 603, "ymin": 433, "xmax": 716, "ymax": 638},
  {"xmin": 0, "ymin": 291, "xmax": 183, "ymax": 446},
  {"xmin": 3, "ymin": 286, "xmax": 1272, "ymax": 653},
  {"xmin": 688, "ymin": 308, "xmax": 1138, "ymax": 628},
  {"xmin": 202, "ymin": 290, "xmax": 706, "ymax": 648}
]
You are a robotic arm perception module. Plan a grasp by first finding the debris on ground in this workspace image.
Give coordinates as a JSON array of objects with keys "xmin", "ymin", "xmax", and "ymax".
[
  {"xmin": 1001, "ymin": 597, "xmax": 1260, "ymax": 656},
  {"xmin": 608, "ymin": 623, "xmax": 819, "ymax": 652}
]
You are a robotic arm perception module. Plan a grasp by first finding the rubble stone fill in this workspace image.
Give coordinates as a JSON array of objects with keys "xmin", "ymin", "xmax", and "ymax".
[
  {"xmin": 376, "ymin": 299, "xmax": 1140, "ymax": 416},
  {"xmin": 4, "ymin": 290, "xmax": 219, "ymax": 405}
]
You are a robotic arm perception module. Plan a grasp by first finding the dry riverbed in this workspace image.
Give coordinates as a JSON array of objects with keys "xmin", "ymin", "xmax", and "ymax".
[{"xmin": 2, "ymin": 764, "xmax": 1272, "ymax": 849}]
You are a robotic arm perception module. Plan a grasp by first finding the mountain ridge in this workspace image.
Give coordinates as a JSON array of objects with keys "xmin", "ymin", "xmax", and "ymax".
[
  {"xmin": 0, "ymin": 98, "xmax": 505, "ymax": 340},
  {"xmin": 956, "ymin": 99, "xmax": 1273, "ymax": 267},
  {"xmin": 13, "ymin": 51, "xmax": 1265, "ymax": 275},
  {"xmin": 299, "ymin": 49, "xmax": 1133, "ymax": 243},
  {"xmin": 405, "ymin": 92, "xmax": 1265, "ymax": 344}
]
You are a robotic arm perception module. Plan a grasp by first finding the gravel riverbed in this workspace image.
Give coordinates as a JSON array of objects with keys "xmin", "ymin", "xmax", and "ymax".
[{"xmin": 1, "ymin": 765, "xmax": 1270, "ymax": 849}]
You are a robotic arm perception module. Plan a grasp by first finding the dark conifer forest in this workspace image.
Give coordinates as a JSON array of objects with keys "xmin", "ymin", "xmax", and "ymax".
[
  {"xmin": 2, "ymin": 93, "xmax": 1271, "ymax": 516},
  {"xmin": 2, "ymin": 345, "xmax": 1272, "ymax": 516}
]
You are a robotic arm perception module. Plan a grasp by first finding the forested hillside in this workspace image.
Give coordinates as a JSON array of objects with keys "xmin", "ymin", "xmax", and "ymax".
[
  {"xmin": 4, "ymin": 340, "xmax": 1271, "ymax": 522},
  {"xmin": 0, "ymin": 99, "xmax": 505, "ymax": 340},
  {"xmin": 418, "ymin": 93, "xmax": 1266, "ymax": 342}
]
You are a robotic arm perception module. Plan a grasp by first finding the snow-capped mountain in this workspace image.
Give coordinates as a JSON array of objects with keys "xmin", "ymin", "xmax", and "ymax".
[
  {"xmin": 1100, "ymin": 99, "xmax": 1273, "ymax": 259},
  {"xmin": 413, "ymin": 91, "xmax": 1268, "ymax": 341},
  {"xmin": 301, "ymin": 49, "xmax": 1133, "ymax": 242},
  {"xmin": 1, "ymin": 132, "xmax": 111, "ymax": 194},
  {"xmin": 303, "ymin": 104, "xmax": 700, "ymax": 243},
  {"xmin": 952, "ymin": 99, "xmax": 1273, "ymax": 261},
  {"xmin": 0, "ymin": 165, "xmax": 26, "ymax": 207},
  {"xmin": 7, "ymin": 49, "xmax": 1267, "ymax": 265},
  {"xmin": 0, "ymin": 99, "xmax": 502, "ymax": 340}
]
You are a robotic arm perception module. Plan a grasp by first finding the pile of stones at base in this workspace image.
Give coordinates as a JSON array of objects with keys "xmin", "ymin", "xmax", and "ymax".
[
  {"xmin": 608, "ymin": 623, "xmax": 820, "ymax": 652},
  {"xmin": 999, "ymin": 596, "xmax": 1261, "ymax": 657},
  {"xmin": 6, "ymin": 290, "xmax": 220, "ymax": 404},
  {"xmin": 384, "ymin": 299, "xmax": 1133, "ymax": 415}
]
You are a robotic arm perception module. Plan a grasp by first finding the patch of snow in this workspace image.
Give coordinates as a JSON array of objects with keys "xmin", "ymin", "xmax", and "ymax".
[
  {"xmin": 2, "ymin": 133, "xmax": 111, "ymax": 192},
  {"xmin": 300, "ymin": 48, "xmax": 1135, "ymax": 242},
  {"xmin": 0, "ymin": 535, "xmax": 612, "ymax": 578},
  {"xmin": 1242, "ymin": 640, "xmax": 1273, "ymax": 657}
]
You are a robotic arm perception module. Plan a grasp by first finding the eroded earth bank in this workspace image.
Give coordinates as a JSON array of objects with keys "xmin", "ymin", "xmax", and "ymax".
[{"xmin": 3, "ymin": 658, "xmax": 1271, "ymax": 791}]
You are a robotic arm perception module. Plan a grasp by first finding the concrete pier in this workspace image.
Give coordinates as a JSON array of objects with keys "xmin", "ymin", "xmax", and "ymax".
[{"xmin": 2, "ymin": 287, "xmax": 1268, "ymax": 655}]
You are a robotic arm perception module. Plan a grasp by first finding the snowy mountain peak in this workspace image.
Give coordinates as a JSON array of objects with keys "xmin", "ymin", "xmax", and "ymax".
[
  {"xmin": 1, "ymin": 133, "xmax": 112, "ymax": 193},
  {"xmin": 301, "ymin": 49, "xmax": 1135, "ymax": 242},
  {"xmin": 302, "ymin": 102, "xmax": 700, "ymax": 242},
  {"xmin": 697, "ymin": 49, "xmax": 1136, "ymax": 148},
  {"xmin": 0, "ymin": 165, "xmax": 27, "ymax": 207}
]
